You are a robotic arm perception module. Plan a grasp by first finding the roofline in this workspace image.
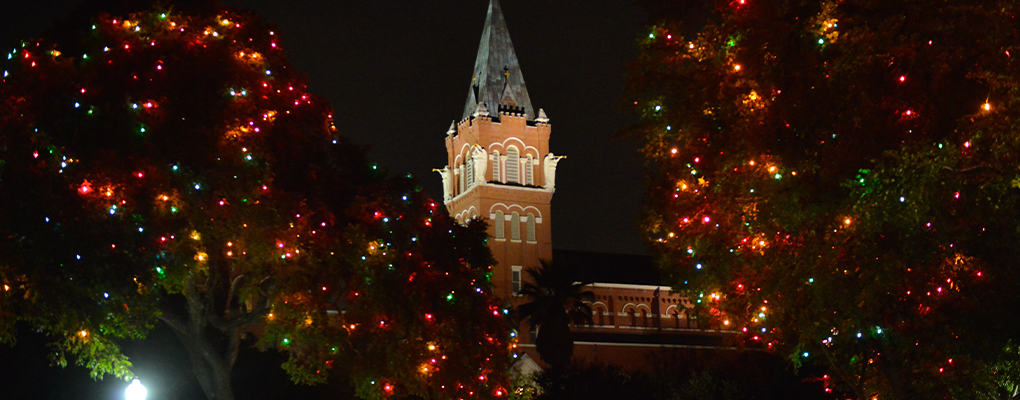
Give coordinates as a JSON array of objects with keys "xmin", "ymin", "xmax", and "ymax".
[{"xmin": 586, "ymin": 282, "xmax": 676, "ymax": 292}]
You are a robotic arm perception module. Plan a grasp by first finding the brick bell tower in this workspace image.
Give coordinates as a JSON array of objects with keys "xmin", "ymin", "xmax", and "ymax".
[{"xmin": 436, "ymin": 0, "xmax": 563, "ymax": 301}]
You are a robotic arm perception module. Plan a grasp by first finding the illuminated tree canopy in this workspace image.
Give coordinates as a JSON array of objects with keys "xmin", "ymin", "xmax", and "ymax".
[
  {"xmin": 0, "ymin": 3, "xmax": 510, "ymax": 400},
  {"xmin": 628, "ymin": 0, "xmax": 1020, "ymax": 398}
]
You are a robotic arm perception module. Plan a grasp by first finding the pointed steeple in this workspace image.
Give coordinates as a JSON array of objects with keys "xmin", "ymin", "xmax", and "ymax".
[{"xmin": 462, "ymin": 0, "xmax": 535, "ymax": 121}]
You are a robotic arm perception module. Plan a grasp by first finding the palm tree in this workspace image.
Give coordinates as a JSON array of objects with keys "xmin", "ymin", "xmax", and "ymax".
[{"xmin": 517, "ymin": 260, "xmax": 595, "ymax": 374}]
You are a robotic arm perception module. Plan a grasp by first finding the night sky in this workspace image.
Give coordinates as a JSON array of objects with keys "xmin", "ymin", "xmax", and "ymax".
[
  {"xmin": 1, "ymin": 0, "xmax": 649, "ymax": 397},
  {"xmin": 222, "ymin": 0, "xmax": 651, "ymax": 256}
]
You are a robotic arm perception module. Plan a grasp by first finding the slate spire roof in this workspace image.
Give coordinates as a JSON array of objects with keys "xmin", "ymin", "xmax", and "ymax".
[{"xmin": 462, "ymin": 0, "xmax": 535, "ymax": 121}]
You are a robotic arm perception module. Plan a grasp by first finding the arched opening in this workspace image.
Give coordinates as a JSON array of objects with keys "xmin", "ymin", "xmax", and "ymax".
[
  {"xmin": 506, "ymin": 146, "xmax": 519, "ymax": 184},
  {"xmin": 510, "ymin": 212, "xmax": 520, "ymax": 241},
  {"xmin": 491, "ymin": 151, "xmax": 501, "ymax": 183},
  {"xmin": 494, "ymin": 211, "xmax": 505, "ymax": 239},
  {"xmin": 465, "ymin": 156, "xmax": 474, "ymax": 188},
  {"xmin": 525, "ymin": 155, "xmax": 534, "ymax": 185},
  {"xmin": 526, "ymin": 213, "xmax": 536, "ymax": 243}
]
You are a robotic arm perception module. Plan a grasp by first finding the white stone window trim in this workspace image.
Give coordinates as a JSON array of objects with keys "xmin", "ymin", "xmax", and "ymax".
[{"xmin": 488, "ymin": 213, "xmax": 542, "ymax": 224}]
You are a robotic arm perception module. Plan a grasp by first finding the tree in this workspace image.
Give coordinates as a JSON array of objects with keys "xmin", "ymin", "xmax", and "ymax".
[
  {"xmin": 0, "ymin": 3, "xmax": 511, "ymax": 399},
  {"xmin": 516, "ymin": 261, "xmax": 593, "ymax": 374},
  {"xmin": 627, "ymin": 0, "xmax": 1020, "ymax": 398}
]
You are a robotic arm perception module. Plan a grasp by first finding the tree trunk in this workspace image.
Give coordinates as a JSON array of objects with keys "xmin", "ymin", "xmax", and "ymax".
[
  {"xmin": 157, "ymin": 273, "xmax": 243, "ymax": 400},
  {"xmin": 161, "ymin": 312, "xmax": 239, "ymax": 400}
]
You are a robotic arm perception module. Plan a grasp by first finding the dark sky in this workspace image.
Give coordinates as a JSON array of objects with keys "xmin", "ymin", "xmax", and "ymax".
[{"xmin": 1, "ymin": 0, "xmax": 649, "ymax": 397}]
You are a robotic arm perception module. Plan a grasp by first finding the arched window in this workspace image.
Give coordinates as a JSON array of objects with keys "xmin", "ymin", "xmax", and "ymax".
[
  {"xmin": 491, "ymin": 151, "xmax": 501, "ymax": 183},
  {"xmin": 465, "ymin": 158, "xmax": 474, "ymax": 189},
  {"xmin": 458, "ymin": 164, "xmax": 465, "ymax": 194},
  {"xmin": 506, "ymin": 147, "xmax": 519, "ymax": 184},
  {"xmin": 494, "ymin": 211, "xmax": 505, "ymax": 240},
  {"xmin": 525, "ymin": 155, "xmax": 534, "ymax": 185},
  {"xmin": 510, "ymin": 212, "xmax": 521, "ymax": 241},
  {"xmin": 526, "ymin": 213, "xmax": 536, "ymax": 243}
]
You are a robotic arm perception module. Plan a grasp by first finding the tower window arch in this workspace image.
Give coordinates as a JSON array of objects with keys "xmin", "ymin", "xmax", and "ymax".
[
  {"xmin": 494, "ymin": 211, "xmax": 505, "ymax": 240},
  {"xmin": 465, "ymin": 157, "xmax": 474, "ymax": 189},
  {"xmin": 525, "ymin": 155, "xmax": 534, "ymax": 185},
  {"xmin": 506, "ymin": 146, "xmax": 519, "ymax": 184},
  {"xmin": 510, "ymin": 212, "xmax": 521, "ymax": 242},
  {"xmin": 526, "ymin": 213, "xmax": 536, "ymax": 243}
]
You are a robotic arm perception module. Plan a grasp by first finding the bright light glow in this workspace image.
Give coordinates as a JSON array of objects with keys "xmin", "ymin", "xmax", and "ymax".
[{"xmin": 125, "ymin": 378, "xmax": 147, "ymax": 400}]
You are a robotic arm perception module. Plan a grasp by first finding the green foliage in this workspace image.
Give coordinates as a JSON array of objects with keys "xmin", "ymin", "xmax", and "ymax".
[
  {"xmin": 628, "ymin": 0, "xmax": 1020, "ymax": 398},
  {"xmin": 671, "ymin": 372, "xmax": 743, "ymax": 400},
  {"xmin": 0, "ymin": 3, "xmax": 510, "ymax": 399},
  {"xmin": 532, "ymin": 351, "xmax": 823, "ymax": 400},
  {"xmin": 516, "ymin": 262, "xmax": 594, "ymax": 374}
]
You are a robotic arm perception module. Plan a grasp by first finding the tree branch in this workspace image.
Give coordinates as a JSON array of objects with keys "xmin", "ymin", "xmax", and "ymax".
[
  {"xmin": 224, "ymin": 274, "xmax": 244, "ymax": 318},
  {"xmin": 209, "ymin": 298, "xmax": 270, "ymax": 332},
  {"xmin": 821, "ymin": 345, "xmax": 866, "ymax": 400},
  {"xmin": 941, "ymin": 164, "xmax": 988, "ymax": 174},
  {"xmin": 156, "ymin": 312, "xmax": 188, "ymax": 337}
]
